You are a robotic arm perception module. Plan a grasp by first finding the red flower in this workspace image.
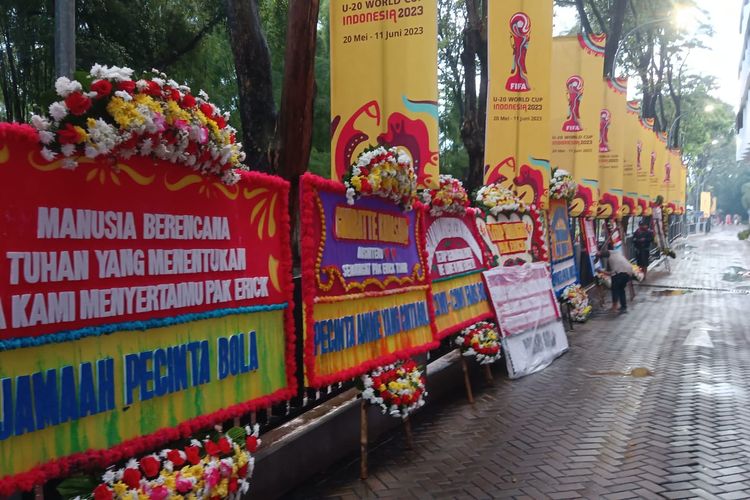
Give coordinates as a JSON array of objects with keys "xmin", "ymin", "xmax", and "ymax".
[
  {"xmin": 167, "ymin": 449, "xmax": 185, "ymax": 467},
  {"xmin": 117, "ymin": 80, "xmax": 136, "ymax": 94},
  {"xmin": 238, "ymin": 464, "xmax": 249, "ymax": 478},
  {"xmin": 57, "ymin": 123, "xmax": 83, "ymax": 145},
  {"xmin": 214, "ymin": 115, "xmax": 227, "ymax": 129},
  {"xmin": 218, "ymin": 437, "xmax": 232, "ymax": 455},
  {"xmin": 228, "ymin": 477, "xmax": 239, "ymax": 493},
  {"xmin": 64, "ymin": 91, "xmax": 92, "ymax": 116},
  {"xmin": 204, "ymin": 440, "xmax": 220, "ymax": 457},
  {"xmin": 122, "ymin": 468, "xmax": 141, "ymax": 489},
  {"xmin": 184, "ymin": 446, "xmax": 201, "ymax": 465},
  {"xmin": 181, "ymin": 94, "xmax": 196, "ymax": 108},
  {"xmin": 90, "ymin": 79, "xmax": 113, "ymax": 99},
  {"xmin": 245, "ymin": 435, "xmax": 258, "ymax": 453},
  {"xmin": 143, "ymin": 81, "xmax": 162, "ymax": 96},
  {"xmin": 93, "ymin": 484, "xmax": 113, "ymax": 500},
  {"xmin": 199, "ymin": 103, "xmax": 214, "ymax": 118},
  {"xmin": 140, "ymin": 456, "xmax": 160, "ymax": 478},
  {"xmin": 164, "ymin": 86, "xmax": 181, "ymax": 102}
]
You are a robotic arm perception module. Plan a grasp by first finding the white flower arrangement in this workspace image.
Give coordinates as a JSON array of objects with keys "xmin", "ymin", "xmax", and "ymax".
[
  {"xmin": 560, "ymin": 284, "xmax": 592, "ymax": 322},
  {"xmin": 455, "ymin": 321, "xmax": 502, "ymax": 365},
  {"xmin": 344, "ymin": 146, "xmax": 417, "ymax": 210},
  {"xmin": 29, "ymin": 65, "xmax": 246, "ymax": 184},
  {"xmin": 549, "ymin": 168, "xmax": 578, "ymax": 202},
  {"xmin": 475, "ymin": 183, "xmax": 527, "ymax": 216},
  {"xmin": 361, "ymin": 360, "xmax": 427, "ymax": 419}
]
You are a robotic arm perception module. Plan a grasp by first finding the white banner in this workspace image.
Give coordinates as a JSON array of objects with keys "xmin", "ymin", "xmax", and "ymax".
[
  {"xmin": 483, "ymin": 262, "xmax": 568, "ymax": 378},
  {"xmin": 502, "ymin": 321, "xmax": 569, "ymax": 379}
]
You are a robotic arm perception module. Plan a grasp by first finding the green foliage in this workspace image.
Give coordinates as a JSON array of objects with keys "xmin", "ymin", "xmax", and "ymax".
[{"xmin": 738, "ymin": 229, "xmax": 750, "ymax": 240}]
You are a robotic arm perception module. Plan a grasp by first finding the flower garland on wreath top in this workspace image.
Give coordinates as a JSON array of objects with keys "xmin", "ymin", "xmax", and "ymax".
[
  {"xmin": 560, "ymin": 284, "xmax": 592, "ymax": 322},
  {"xmin": 60, "ymin": 425, "xmax": 261, "ymax": 500},
  {"xmin": 344, "ymin": 145, "xmax": 417, "ymax": 210},
  {"xmin": 455, "ymin": 321, "xmax": 502, "ymax": 365},
  {"xmin": 360, "ymin": 360, "xmax": 427, "ymax": 419},
  {"xmin": 419, "ymin": 174, "xmax": 470, "ymax": 216},
  {"xmin": 30, "ymin": 64, "xmax": 246, "ymax": 185},
  {"xmin": 475, "ymin": 182, "xmax": 527, "ymax": 217},
  {"xmin": 549, "ymin": 168, "xmax": 578, "ymax": 202}
]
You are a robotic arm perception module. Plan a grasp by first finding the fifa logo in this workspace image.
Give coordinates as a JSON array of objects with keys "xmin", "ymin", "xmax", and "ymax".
[
  {"xmin": 599, "ymin": 109, "xmax": 611, "ymax": 152},
  {"xmin": 636, "ymin": 141, "xmax": 642, "ymax": 171},
  {"xmin": 506, "ymin": 12, "xmax": 531, "ymax": 92},
  {"xmin": 562, "ymin": 76, "xmax": 584, "ymax": 132},
  {"xmin": 650, "ymin": 151, "xmax": 656, "ymax": 176}
]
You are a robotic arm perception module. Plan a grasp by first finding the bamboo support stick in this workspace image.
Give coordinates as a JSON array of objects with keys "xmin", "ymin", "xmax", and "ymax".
[
  {"xmin": 360, "ymin": 398, "xmax": 368, "ymax": 480},
  {"xmin": 483, "ymin": 364, "xmax": 494, "ymax": 385},
  {"xmin": 460, "ymin": 354, "xmax": 475, "ymax": 404},
  {"xmin": 403, "ymin": 416, "xmax": 414, "ymax": 450}
]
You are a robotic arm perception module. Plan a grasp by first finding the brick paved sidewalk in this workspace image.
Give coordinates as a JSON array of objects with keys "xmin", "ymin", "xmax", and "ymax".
[{"xmin": 289, "ymin": 227, "xmax": 750, "ymax": 500}]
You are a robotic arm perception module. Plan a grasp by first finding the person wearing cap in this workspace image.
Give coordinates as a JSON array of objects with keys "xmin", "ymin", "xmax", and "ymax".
[
  {"xmin": 599, "ymin": 249, "xmax": 635, "ymax": 313},
  {"xmin": 632, "ymin": 220, "xmax": 654, "ymax": 280}
]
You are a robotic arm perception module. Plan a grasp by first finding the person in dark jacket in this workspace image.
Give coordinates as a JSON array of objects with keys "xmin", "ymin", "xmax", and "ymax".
[{"xmin": 632, "ymin": 220, "xmax": 654, "ymax": 280}]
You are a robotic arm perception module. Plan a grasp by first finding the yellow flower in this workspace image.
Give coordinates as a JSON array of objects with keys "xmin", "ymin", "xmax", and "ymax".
[
  {"xmin": 106, "ymin": 96, "xmax": 145, "ymax": 129},
  {"xmin": 113, "ymin": 482, "xmax": 128, "ymax": 497},
  {"xmin": 72, "ymin": 126, "xmax": 88, "ymax": 143},
  {"xmin": 133, "ymin": 93, "xmax": 162, "ymax": 115},
  {"xmin": 164, "ymin": 99, "xmax": 191, "ymax": 125},
  {"xmin": 138, "ymin": 491, "xmax": 149, "ymax": 500}
]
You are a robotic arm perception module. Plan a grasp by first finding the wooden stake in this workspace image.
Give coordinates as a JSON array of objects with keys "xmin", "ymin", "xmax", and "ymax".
[
  {"xmin": 483, "ymin": 364, "xmax": 494, "ymax": 385},
  {"xmin": 403, "ymin": 416, "xmax": 414, "ymax": 450},
  {"xmin": 460, "ymin": 354, "xmax": 475, "ymax": 404},
  {"xmin": 360, "ymin": 398, "xmax": 368, "ymax": 480}
]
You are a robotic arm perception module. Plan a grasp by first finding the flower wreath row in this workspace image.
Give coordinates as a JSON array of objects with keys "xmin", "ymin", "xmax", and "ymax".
[
  {"xmin": 455, "ymin": 321, "xmax": 502, "ymax": 365},
  {"xmin": 360, "ymin": 360, "xmax": 427, "ymax": 420},
  {"xmin": 560, "ymin": 284, "xmax": 592, "ymax": 322}
]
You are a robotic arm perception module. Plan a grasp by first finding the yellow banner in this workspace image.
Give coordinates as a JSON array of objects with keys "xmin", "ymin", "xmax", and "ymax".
[
  {"xmin": 597, "ymin": 77, "xmax": 626, "ymax": 219},
  {"xmin": 623, "ymin": 100, "xmax": 640, "ymax": 216},
  {"xmin": 551, "ymin": 34, "xmax": 606, "ymax": 217},
  {"xmin": 431, "ymin": 272, "xmax": 493, "ymax": 338},
  {"xmin": 485, "ymin": 0, "xmax": 553, "ymax": 209},
  {"xmin": 308, "ymin": 289, "xmax": 434, "ymax": 381},
  {"xmin": 650, "ymin": 132, "xmax": 667, "ymax": 204},
  {"xmin": 330, "ymin": 0, "xmax": 439, "ymax": 189},
  {"xmin": 0, "ymin": 310, "xmax": 287, "ymax": 476},
  {"xmin": 700, "ymin": 191, "xmax": 712, "ymax": 215},
  {"xmin": 637, "ymin": 116, "xmax": 654, "ymax": 215},
  {"xmin": 666, "ymin": 148, "xmax": 680, "ymax": 211}
]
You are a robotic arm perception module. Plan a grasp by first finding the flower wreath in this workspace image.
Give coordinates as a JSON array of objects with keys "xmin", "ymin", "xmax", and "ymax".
[
  {"xmin": 455, "ymin": 321, "xmax": 502, "ymax": 365},
  {"xmin": 560, "ymin": 284, "xmax": 592, "ymax": 322},
  {"xmin": 30, "ymin": 65, "xmax": 245, "ymax": 185},
  {"xmin": 344, "ymin": 145, "xmax": 417, "ymax": 210},
  {"xmin": 60, "ymin": 426, "xmax": 260, "ymax": 500},
  {"xmin": 549, "ymin": 168, "xmax": 578, "ymax": 202},
  {"xmin": 419, "ymin": 174, "xmax": 470, "ymax": 216},
  {"xmin": 475, "ymin": 182, "xmax": 527, "ymax": 216},
  {"xmin": 360, "ymin": 360, "xmax": 427, "ymax": 419}
]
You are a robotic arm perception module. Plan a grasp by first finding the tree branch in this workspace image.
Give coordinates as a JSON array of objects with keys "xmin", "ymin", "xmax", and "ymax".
[
  {"xmin": 152, "ymin": 13, "xmax": 225, "ymax": 70},
  {"xmin": 574, "ymin": 0, "xmax": 595, "ymax": 35}
]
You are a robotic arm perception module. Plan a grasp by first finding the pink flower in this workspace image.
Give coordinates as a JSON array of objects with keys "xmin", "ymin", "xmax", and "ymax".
[
  {"xmin": 175, "ymin": 475, "xmax": 194, "ymax": 494},
  {"xmin": 149, "ymin": 486, "xmax": 169, "ymax": 500},
  {"xmin": 204, "ymin": 467, "xmax": 220, "ymax": 489}
]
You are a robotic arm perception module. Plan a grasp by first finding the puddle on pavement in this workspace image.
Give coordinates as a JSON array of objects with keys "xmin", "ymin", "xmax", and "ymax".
[
  {"xmin": 651, "ymin": 289, "xmax": 693, "ymax": 296},
  {"xmin": 722, "ymin": 266, "xmax": 750, "ymax": 282},
  {"xmin": 588, "ymin": 367, "xmax": 653, "ymax": 378}
]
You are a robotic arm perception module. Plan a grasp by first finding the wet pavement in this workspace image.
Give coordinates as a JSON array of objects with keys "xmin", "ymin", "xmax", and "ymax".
[{"xmin": 289, "ymin": 225, "xmax": 750, "ymax": 500}]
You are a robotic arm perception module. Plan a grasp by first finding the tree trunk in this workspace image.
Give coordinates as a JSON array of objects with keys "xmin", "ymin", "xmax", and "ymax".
[
  {"xmin": 461, "ymin": 0, "xmax": 487, "ymax": 194},
  {"xmin": 225, "ymin": 0, "xmax": 277, "ymax": 173},
  {"xmin": 277, "ymin": 0, "xmax": 320, "ymax": 266},
  {"xmin": 603, "ymin": 0, "xmax": 628, "ymax": 77}
]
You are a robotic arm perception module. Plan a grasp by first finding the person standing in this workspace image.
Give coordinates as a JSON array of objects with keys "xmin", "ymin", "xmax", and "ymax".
[
  {"xmin": 599, "ymin": 250, "xmax": 635, "ymax": 313},
  {"xmin": 632, "ymin": 220, "xmax": 654, "ymax": 280}
]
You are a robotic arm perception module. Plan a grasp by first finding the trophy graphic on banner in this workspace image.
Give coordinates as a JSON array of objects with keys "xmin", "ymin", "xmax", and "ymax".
[
  {"xmin": 506, "ymin": 12, "xmax": 532, "ymax": 92},
  {"xmin": 562, "ymin": 75, "xmax": 584, "ymax": 132}
]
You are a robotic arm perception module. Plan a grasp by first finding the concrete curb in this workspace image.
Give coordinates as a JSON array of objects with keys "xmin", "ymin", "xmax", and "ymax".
[{"xmin": 249, "ymin": 350, "xmax": 485, "ymax": 499}]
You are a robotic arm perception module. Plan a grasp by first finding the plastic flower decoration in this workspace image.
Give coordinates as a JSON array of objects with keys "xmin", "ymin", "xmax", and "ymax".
[
  {"xmin": 595, "ymin": 271, "xmax": 612, "ymax": 289},
  {"xmin": 419, "ymin": 174, "xmax": 470, "ymax": 216},
  {"xmin": 560, "ymin": 284, "xmax": 592, "ymax": 322},
  {"xmin": 631, "ymin": 263, "xmax": 645, "ymax": 282},
  {"xmin": 344, "ymin": 145, "xmax": 417, "ymax": 210},
  {"xmin": 67, "ymin": 426, "xmax": 260, "ymax": 500},
  {"xmin": 30, "ymin": 65, "xmax": 246, "ymax": 184},
  {"xmin": 455, "ymin": 321, "xmax": 502, "ymax": 365},
  {"xmin": 360, "ymin": 359, "xmax": 427, "ymax": 419},
  {"xmin": 549, "ymin": 168, "xmax": 578, "ymax": 202},
  {"xmin": 475, "ymin": 182, "xmax": 526, "ymax": 216}
]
